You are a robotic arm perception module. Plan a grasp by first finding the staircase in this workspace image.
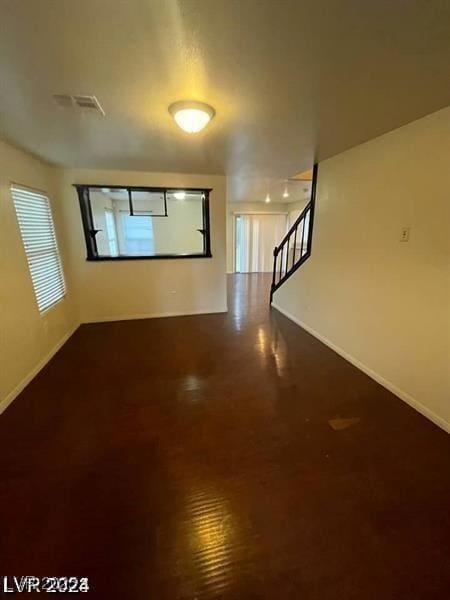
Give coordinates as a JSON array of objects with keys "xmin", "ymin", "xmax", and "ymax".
[{"xmin": 270, "ymin": 163, "xmax": 318, "ymax": 303}]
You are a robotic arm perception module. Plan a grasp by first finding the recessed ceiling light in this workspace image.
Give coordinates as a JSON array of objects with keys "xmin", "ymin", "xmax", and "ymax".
[
  {"xmin": 265, "ymin": 194, "xmax": 271, "ymax": 204},
  {"xmin": 169, "ymin": 101, "xmax": 215, "ymax": 133},
  {"xmin": 283, "ymin": 189, "xmax": 290, "ymax": 198},
  {"xmin": 173, "ymin": 191, "xmax": 186, "ymax": 200}
]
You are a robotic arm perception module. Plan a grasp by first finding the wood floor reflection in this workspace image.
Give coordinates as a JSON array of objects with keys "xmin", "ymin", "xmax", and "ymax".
[{"xmin": 0, "ymin": 273, "xmax": 449, "ymax": 599}]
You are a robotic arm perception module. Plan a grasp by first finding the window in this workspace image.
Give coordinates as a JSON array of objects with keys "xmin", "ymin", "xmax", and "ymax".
[
  {"xmin": 11, "ymin": 185, "xmax": 66, "ymax": 313},
  {"xmin": 120, "ymin": 213, "xmax": 154, "ymax": 255},
  {"xmin": 75, "ymin": 185, "xmax": 212, "ymax": 260}
]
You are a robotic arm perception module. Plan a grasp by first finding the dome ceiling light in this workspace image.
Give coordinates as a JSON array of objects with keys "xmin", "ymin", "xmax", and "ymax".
[{"xmin": 169, "ymin": 101, "xmax": 215, "ymax": 133}]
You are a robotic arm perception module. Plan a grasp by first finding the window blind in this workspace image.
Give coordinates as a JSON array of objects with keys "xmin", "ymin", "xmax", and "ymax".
[{"xmin": 11, "ymin": 185, "xmax": 66, "ymax": 313}]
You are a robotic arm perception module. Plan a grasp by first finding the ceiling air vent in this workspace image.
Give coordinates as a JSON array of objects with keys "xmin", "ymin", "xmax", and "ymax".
[
  {"xmin": 53, "ymin": 94, "xmax": 105, "ymax": 115},
  {"xmin": 53, "ymin": 94, "xmax": 74, "ymax": 108},
  {"xmin": 73, "ymin": 95, "xmax": 105, "ymax": 114}
]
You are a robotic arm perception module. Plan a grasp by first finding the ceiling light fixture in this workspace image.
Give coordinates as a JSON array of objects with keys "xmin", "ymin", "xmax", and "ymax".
[
  {"xmin": 173, "ymin": 191, "xmax": 186, "ymax": 200},
  {"xmin": 283, "ymin": 188, "xmax": 290, "ymax": 198},
  {"xmin": 265, "ymin": 194, "xmax": 271, "ymax": 204},
  {"xmin": 169, "ymin": 101, "xmax": 215, "ymax": 133}
]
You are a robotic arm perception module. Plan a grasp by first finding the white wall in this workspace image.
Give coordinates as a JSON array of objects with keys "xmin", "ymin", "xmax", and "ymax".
[
  {"xmin": 227, "ymin": 201, "xmax": 290, "ymax": 272},
  {"xmin": 59, "ymin": 169, "xmax": 227, "ymax": 322},
  {"xmin": 0, "ymin": 140, "xmax": 78, "ymax": 412},
  {"xmin": 273, "ymin": 107, "xmax": 450, "ymax": 431}
]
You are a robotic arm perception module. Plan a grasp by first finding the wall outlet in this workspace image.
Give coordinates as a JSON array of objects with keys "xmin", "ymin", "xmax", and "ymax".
[{"xmin": 400, "ymin": 227, "xmax": 410, "ymax": 242}]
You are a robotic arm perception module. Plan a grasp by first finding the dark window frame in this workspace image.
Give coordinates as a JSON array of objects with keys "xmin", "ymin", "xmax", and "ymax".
[{"xmin": 74, "ymin": 184, "xmax": 212, "ymax": 261}]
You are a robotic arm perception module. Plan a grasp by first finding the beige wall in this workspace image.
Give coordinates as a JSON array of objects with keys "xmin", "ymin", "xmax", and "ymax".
[
  {"xmin": 152, "ymin": 198, "xmax": 204, "ymax": 255},
  {"xmin": 273, "ymin": 107, "xmax": 450, "ymax": 431},
  {"xmin": 0, "ymin": 140, "xmax": 78, "ymax": 412},
  {"xmin": 227, "ymin": 202, "xmax": 289, "ymax": 272},
  {"xmin": 59, "ymin": 169, "xmax": 227, "ymax": 323}
]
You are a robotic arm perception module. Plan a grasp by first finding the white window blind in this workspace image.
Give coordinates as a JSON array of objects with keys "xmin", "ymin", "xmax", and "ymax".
[{"xmin": 11, "ymin": 185, "xmax": 66, "ymax": 313}]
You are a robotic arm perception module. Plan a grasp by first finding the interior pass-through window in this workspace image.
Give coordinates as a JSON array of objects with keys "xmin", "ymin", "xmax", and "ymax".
[{"xmin": 75, "ymin": 185, "xmax": 212, "ymax": 260}]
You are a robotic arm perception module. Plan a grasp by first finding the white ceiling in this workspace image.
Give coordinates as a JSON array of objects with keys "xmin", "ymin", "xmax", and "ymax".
[{"xmin": 0, "ymin": 0, "xmax": 449, "ymax": 203}]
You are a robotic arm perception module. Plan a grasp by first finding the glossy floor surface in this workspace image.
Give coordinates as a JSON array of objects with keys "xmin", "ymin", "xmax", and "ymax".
[{"xmin": 1, "ymin": 274, "xmax": 449, "ymax": 599}]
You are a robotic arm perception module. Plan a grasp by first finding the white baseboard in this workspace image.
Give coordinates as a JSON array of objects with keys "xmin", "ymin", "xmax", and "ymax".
[
  {"xmin": 82, "ymin": 307, "xmax": 228, "ymax": 324},
  {"xmin": 272, "ymin": 302, "xmax": 449, "ymax": 434},
  {"xmin": 0, "ymin": 324, "xmax": 80, "ymax": 416}
]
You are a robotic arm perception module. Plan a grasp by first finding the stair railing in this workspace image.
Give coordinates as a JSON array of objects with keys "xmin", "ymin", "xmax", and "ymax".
[{"xmin": 270, "ymin": 163, "xmax": 318, "ymax": 303}]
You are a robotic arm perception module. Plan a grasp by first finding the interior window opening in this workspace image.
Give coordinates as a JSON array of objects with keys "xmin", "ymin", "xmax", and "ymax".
[{"xmin": 75, "ymin": 186, "xmax": 212, "ymax": 260}]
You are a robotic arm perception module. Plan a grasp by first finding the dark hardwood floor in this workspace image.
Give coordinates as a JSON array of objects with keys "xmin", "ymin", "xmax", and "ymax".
[{"xmin": 1, "ymin": 273, "xmax": 449, "ymax": 599}]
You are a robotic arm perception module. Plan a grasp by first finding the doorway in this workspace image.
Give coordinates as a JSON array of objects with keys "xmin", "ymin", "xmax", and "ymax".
[{"xmin": 235, "ymin": 213, "xmax": 287, "ymax": 273}]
